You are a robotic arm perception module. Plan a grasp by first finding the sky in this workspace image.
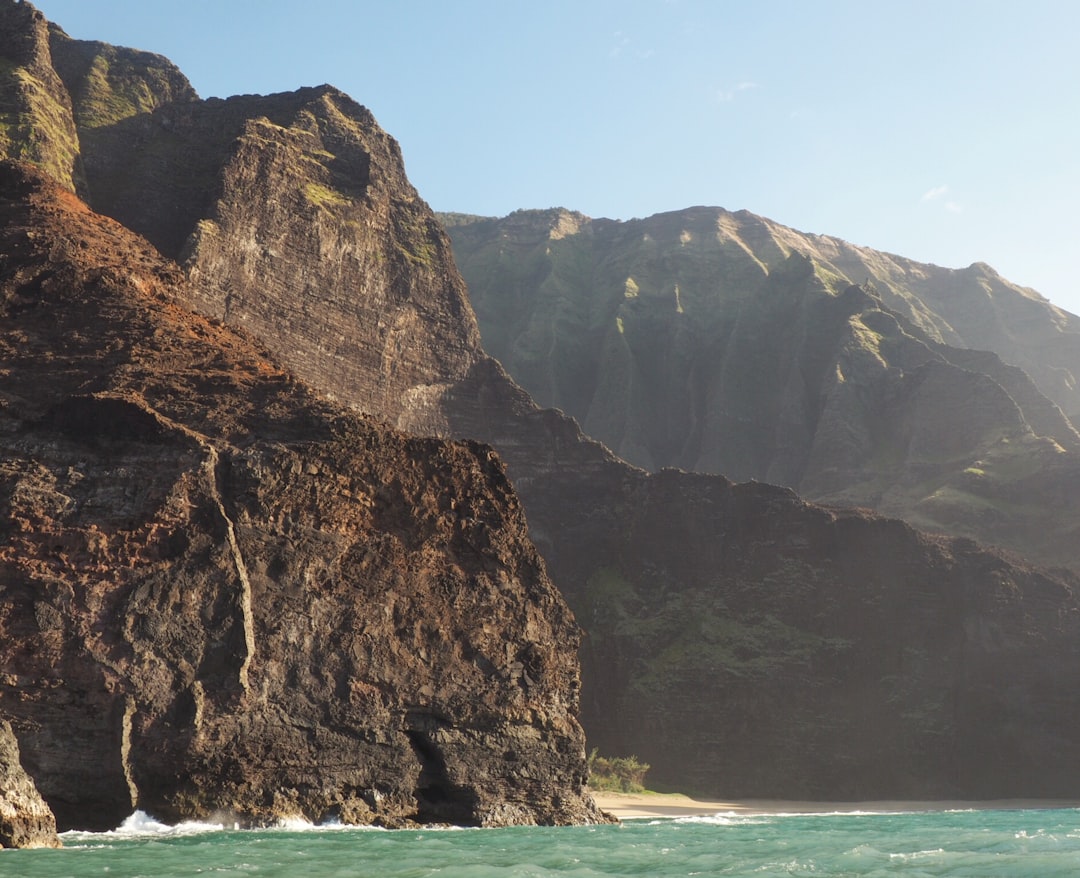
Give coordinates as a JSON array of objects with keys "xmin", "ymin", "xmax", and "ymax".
[{"xmin": 29, "ymin": 0, "xmax": 1080, "ymax": 316}]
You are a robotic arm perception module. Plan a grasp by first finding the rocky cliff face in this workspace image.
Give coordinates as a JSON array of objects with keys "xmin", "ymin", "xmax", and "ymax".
[
  {"xmin": 0, "ymin": 0, "xmax": 83, "ymax": 193},
  {"xmin": 443, "ymin": 209, "xmax": 1080, "ymax": 571},
  {"xmin": 44, "ymin": 51, "xmax": 481, "ymax": 436},
  {"xmin": 0, "ymin": 721, "xmax": 59, "ymax": 848},
  {"xmin": 7, "ymin": 1, "xmax": 1080, "ymax": 807},
  {"xmin": 0, "ymin": 160, "xmax": 603, "ymax": 829}
]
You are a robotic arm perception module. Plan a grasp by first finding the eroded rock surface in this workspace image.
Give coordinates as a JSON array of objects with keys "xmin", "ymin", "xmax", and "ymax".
[
  {"xmin": 7, "ymin": 1, "xmax": 1080, "ymax": 806},
  {"xmin": 0, "ymin": 721, "xmax": 59, "ymax": 848},
  {"xmin": 0, "ymin": 160, "xmax": 603, "ymax": 829}
]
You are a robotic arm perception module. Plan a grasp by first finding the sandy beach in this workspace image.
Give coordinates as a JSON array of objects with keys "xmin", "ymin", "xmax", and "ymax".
[{"xmin": 590, "ymin": 791, "xmax": 1080, "ymax": 820}]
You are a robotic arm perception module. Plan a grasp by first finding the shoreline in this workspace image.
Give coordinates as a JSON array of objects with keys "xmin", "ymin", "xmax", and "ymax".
[{"xmin": 590, "ymin": 791, "xmax": 1080, "ymax": 820}]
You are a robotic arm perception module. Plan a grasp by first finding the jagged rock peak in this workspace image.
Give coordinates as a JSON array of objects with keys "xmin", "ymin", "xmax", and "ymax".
[
  {"xmin": 0, "ymin": 0, "xmax": 49, "ymax": 67},
  {"xmin": 0, "ymin": 4, "xmax": 484, "ymax": 434}
]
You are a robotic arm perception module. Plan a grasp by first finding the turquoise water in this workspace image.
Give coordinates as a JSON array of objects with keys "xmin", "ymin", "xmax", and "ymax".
[{"xmin": 5, "ymin": 808, "xmax": 1080, "ymax": 876}]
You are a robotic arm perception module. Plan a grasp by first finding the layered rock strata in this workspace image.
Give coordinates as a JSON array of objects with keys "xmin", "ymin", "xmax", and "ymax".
[
  {"xmin": 6, "ymin": 2, "xmax": 1080, "ymax": 806},
  {"xmin": 0, "ymin": 160, "xmax": 603, "ymax": 829}
]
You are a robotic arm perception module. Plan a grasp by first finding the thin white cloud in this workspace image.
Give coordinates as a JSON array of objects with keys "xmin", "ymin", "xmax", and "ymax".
[
  {"xmin": 717, "ymin": 81, "xmax": 758, "ymax": 103},
  {"xmin": 921, "ymin": 185, "xmax": 963, "ymax": 214}
]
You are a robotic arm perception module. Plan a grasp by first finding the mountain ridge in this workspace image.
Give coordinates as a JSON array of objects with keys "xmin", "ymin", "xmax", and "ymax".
[
  {"xmin": 443, "ymin": 206, "xmax": 1080, "ymax": 571},
  {"xmin": 5, "ymin": 0, "xmax": 1080, "ymax": 822},
  {"xmin": 443, "ymin": 204, "xmax": 1080, "ymax": 415}
]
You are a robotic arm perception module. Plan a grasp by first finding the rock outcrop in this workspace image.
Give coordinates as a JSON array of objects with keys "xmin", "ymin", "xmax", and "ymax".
[
  {"xmin": 0, "ymin": 0, "xmax": 83, "ymax": 193},
  {"xmin": 443, "ymin": 209, "xmax": 1080, "ymax": 571},
  {"xmin": 7, "ymin": 1, "xmax": 1080, "ymax": 807},
  {"xmin": 0, "ymin": 159, "xmax": 603, "ymax": 829},
  {"xmin": 0, "ymin": 721, "xmax": 59, "ymax": 848}
]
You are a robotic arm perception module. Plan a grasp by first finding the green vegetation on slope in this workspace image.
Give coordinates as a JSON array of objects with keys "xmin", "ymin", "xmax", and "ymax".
[{"xmin": 0, "ymin": 57, "xmax": 81, "ymax": 191}]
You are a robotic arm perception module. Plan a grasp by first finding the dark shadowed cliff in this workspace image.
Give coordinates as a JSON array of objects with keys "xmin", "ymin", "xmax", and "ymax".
[
  {"xmin": 0, "ymin": 160, "xmax": 603, "ymax": 830},
  {"xmin": 6, "ymin": 1, "xmax": 1080, "ymax": 809},
  {"xmin": 0, "ymin": 720, "xmax": 58, "ymax": 847},
  {"xmin": 558, "ymin": 470, "xmax": 1080, "ymax": 799}
]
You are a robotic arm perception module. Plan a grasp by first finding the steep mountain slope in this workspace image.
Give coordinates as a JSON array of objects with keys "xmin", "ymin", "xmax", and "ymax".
[
  {"xmin": 445, "ymin": 207, "xmax": 1080, "ymax": 422},
  {"xmin": 46, "ymin": 38, "xmax": 480, "ymax": 436},
  {"xmin": 440, "ymin": 364, "xmax": 1080, "ymax": 799},
  {"xmin": 0, "ymin": 0, "xmax": 82, "ymax": 192},
  {"xmin": 7, "ymin": 1, "xmax": 1080, "ymax": 805},
  {"xmin": 0, "ymin": 160, "xmax": 602, "ymax": 829},
  {"xmin": 443, "ymin": 209, "xmax": 1080, "ymax": 570}
]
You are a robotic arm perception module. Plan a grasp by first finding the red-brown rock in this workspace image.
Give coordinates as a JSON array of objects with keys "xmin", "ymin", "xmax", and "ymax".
[{"xmin": 0, "ymin": 160, "xmax": 605, "ymax": 829}]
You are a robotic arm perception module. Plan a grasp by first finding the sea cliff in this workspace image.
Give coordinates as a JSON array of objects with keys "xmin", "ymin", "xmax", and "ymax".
[
  {"xmin": 0, "ymin": 158, "xmax": 604, "ymax": 830},
  {"xmin": 4, "ymin": 0, "xmax": 1080, "ymax": 825}
]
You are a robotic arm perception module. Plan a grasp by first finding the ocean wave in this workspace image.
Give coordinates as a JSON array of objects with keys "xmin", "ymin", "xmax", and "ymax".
[
  {"xmin": 61, "ymin": 810, "xmax": 227, "ymax": 842},
  {"xmin": 60, "ymin": 809, "xmax": 480, "ymax": 841},
  {"xmin": 656, "ymin": 809, "xmax": 929, "ymax": 827}
]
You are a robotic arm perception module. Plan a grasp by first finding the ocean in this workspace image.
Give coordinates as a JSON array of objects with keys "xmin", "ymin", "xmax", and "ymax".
[{"xmin": 5, "ymin": 807, "xmax": 1080, "ymax": 877}]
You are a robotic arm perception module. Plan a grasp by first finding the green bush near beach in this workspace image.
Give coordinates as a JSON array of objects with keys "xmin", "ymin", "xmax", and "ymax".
[{"xmin": 587, "ymin": 749, "xmax": 651, "ymax": 793}]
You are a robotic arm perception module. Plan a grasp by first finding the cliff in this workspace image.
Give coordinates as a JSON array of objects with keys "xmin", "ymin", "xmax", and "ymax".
[
  {"xmin": 0, "ymin": 159, "xmax": 603, "ymax": 829},
  {"xmin": 43, "ymin": 62, "xmax": 481, "ymax": 437},
  {"xmin": 546, "ymin": 470, "xmax": 1080, "ymax": 799},
  {"xmin": 443, "ymin": 209, "xmax": 1080, "ymax": 571},
  {"xmin": 0, "ymin": 0, "xmax": 82, "ymax": 192},
  {"xmin": 0, "ymin": 721, "xmax": 59, "ymax": 848},
  {"xmin": 7, "ymin": 1, "xmax": 1080, "ymax": 807},
  {"xmin": 437, "ymin": 361, "xmax": 1080, "ymax": 798}
]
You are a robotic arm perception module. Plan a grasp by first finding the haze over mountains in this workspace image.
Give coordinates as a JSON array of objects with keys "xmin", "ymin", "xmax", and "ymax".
[
  {"xmin": 2, "ymin": 0, "xmax": 1080, "ymax": 842},
  {"xmin": 444, "ymin": 208, "xmax": 1080, "ymax": 571}
]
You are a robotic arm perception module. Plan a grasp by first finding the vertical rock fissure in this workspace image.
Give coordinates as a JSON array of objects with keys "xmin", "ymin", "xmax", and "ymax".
[
  {"xmin": 120, "ymin": 696, "xmax": 139, "ymax": 810},
  {"xmin": 203, "ymin": 445, "xmax": 255, "ymax": 693}
]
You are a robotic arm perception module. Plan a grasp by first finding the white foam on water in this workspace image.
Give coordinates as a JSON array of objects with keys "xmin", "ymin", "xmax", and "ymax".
[
  {"xmin": 655, "ymin": 808, "xmax": 924, "ymax": 827},
  {"xmin": 60, "ymin": 809, "xmax": 226, "ymax": 842},
  {"xmin": 272, "ymin": 814, "xmax": 318, "ymax": 831}
]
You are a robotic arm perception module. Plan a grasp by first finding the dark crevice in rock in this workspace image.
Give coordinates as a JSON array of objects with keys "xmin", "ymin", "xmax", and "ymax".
[{"xmin": 405, "ymin": 715, "xmax": 479, "ymax": 825}]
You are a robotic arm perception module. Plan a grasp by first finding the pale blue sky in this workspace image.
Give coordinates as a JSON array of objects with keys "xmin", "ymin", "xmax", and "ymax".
[{"xmin": 31, "ymin": 0, "xmax": 1080, "ymax": 315}]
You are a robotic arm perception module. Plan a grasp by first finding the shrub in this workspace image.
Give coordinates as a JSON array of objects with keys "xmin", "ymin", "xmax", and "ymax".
[{"xmin": 587, "ymin": 749, "xmax": 651, "ymax": 793}]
